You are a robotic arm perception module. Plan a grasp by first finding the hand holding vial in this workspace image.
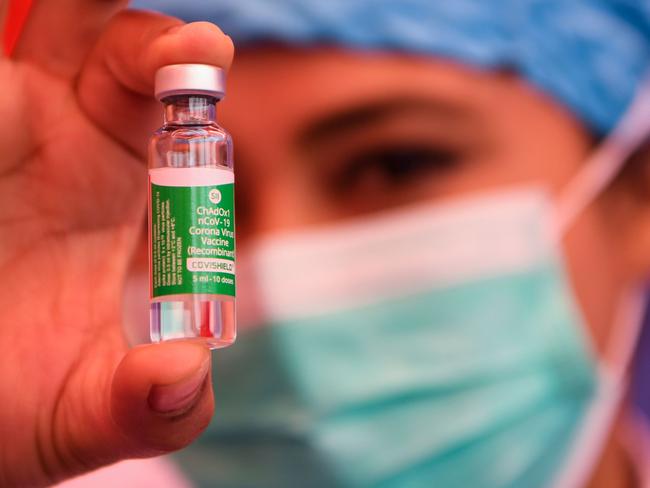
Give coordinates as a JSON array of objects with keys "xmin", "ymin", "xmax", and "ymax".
[{"xmin": 0, "ymin": 3, "xmax": 233, "ymax": 486}]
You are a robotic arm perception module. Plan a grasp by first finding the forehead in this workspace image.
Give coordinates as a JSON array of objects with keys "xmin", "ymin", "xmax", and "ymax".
[{"xmin": 221, "ymin": 47, "xmax": 524, "ymax": 137}]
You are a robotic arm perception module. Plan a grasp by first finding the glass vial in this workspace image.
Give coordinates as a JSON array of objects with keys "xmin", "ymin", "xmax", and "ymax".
[{"xmin": 148, "ymin": 64, "xmax": 235, "ymax": 349}]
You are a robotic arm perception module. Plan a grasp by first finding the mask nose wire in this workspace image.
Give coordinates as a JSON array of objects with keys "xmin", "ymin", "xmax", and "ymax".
[{"xmin": 554, "ymin": 78, "xmax": 650, "ymax": 238}]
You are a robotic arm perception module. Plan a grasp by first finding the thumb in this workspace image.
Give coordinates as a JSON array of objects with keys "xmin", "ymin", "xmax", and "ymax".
[{"xmin": 110, "ymin": 341, "xmax": 214, "ymax": 455}]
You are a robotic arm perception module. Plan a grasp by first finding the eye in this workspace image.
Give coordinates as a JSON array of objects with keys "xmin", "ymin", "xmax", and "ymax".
[{"xmin": 331, "ymin": 144, "xmax": 461, "ymax": 194}]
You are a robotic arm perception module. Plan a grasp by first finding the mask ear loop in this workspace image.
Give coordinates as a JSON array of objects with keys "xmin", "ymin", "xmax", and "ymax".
[
  {"xmin": 554, "ymin": 81, "xmax": 650, "ymax": 237},
  {"xmin": 553, "ymin": 289, "xmax": 647, "ymax": 488},
  {"xmin": 551, "ymin": 78, "xmax": 650, "ymax": 488},
  {"xmin": 554, "ymin": 78, "xmax": 650, "ymax": 376}
]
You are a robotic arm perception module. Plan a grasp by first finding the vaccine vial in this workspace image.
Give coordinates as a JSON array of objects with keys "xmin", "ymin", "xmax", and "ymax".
[{"xmin": 148, "ymin": 64, "xmax": 235, "ymax": 348}]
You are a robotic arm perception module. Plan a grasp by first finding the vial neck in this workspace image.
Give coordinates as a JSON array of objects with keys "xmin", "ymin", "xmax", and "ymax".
[{"xmin": 163, "ymin": 95, "xmax": 217, "ymax": 125}]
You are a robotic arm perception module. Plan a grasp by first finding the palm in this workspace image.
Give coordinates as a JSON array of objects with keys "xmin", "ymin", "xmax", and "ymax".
[{"xmin": 0, "ymin": 3, "xmax": 233, "ymax": 486}]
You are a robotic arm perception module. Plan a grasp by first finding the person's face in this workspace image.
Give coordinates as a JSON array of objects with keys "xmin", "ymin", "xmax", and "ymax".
[{"xmin": 222, "ymin": 47, "xmax": 650, "ymax": 359}]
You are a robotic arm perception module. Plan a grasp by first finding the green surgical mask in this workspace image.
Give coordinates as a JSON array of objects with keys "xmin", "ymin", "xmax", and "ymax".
[{"xmin": 173, "ymin": 188, "xmax": 640, "ymax": 488}]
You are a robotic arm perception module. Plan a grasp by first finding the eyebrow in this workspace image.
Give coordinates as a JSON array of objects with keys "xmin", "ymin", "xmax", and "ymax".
[{"xmin": 297, "ymin": 95, "xmax": 478, "ymax": 147}]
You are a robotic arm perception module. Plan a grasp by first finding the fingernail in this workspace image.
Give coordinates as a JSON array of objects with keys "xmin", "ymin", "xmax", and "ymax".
[{"xmin": 148, "ymin": 360, "xmax": 209, "ymax": 414}]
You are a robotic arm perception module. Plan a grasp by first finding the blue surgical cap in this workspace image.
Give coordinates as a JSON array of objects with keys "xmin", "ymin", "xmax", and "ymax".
[{"xmin": 132, "ymin": 0, "xmax": 650, "ymax": 135}]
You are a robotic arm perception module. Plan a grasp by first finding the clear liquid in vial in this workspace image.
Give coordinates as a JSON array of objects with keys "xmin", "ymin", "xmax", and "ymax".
[{"xmin": 150, "ymin": 294, "xmax": 235, "ymax": 348}]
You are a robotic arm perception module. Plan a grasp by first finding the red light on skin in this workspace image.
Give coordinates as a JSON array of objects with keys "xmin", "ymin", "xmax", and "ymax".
[{"xmin": 3, "ymin": 0, "xmax": 34, "ymax": 57}]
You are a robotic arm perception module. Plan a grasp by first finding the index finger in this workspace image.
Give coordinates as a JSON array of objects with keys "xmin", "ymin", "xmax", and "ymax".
[{"xmin": 77, "ymin": 10, "xmax": 234, "ymax": 158}]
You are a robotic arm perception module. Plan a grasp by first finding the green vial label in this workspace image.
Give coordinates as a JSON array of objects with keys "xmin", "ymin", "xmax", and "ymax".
[{"xmin": 150, "ymin": 182, "xmax": 235, "ymax": 298}]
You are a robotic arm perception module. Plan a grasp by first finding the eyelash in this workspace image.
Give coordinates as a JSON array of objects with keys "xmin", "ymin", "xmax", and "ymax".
[{"xmin": 331, "ymin": 144, "xmax": 461, "ymax": 192}]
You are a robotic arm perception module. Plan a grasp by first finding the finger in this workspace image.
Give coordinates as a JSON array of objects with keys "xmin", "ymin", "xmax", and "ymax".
[
  {"xmin": 77, "ymin": 10, "xmax": 234, "ymax": 158},
  {"xmin": 40, "ymin": 341, "xmax": 214, "ymax": 484},
  {"xmin": 106, "ymin": 341, "xmax": 214, "ymax": 457},
  {"xmin": 12, "ymin": 0, "xmax": 126, "ymax": 78}
]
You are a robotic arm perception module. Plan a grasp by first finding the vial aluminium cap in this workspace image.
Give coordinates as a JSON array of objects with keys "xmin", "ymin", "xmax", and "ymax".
[{"xmin": 154, "ymin": 64, "xmax": 226, "ymax": 101}]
